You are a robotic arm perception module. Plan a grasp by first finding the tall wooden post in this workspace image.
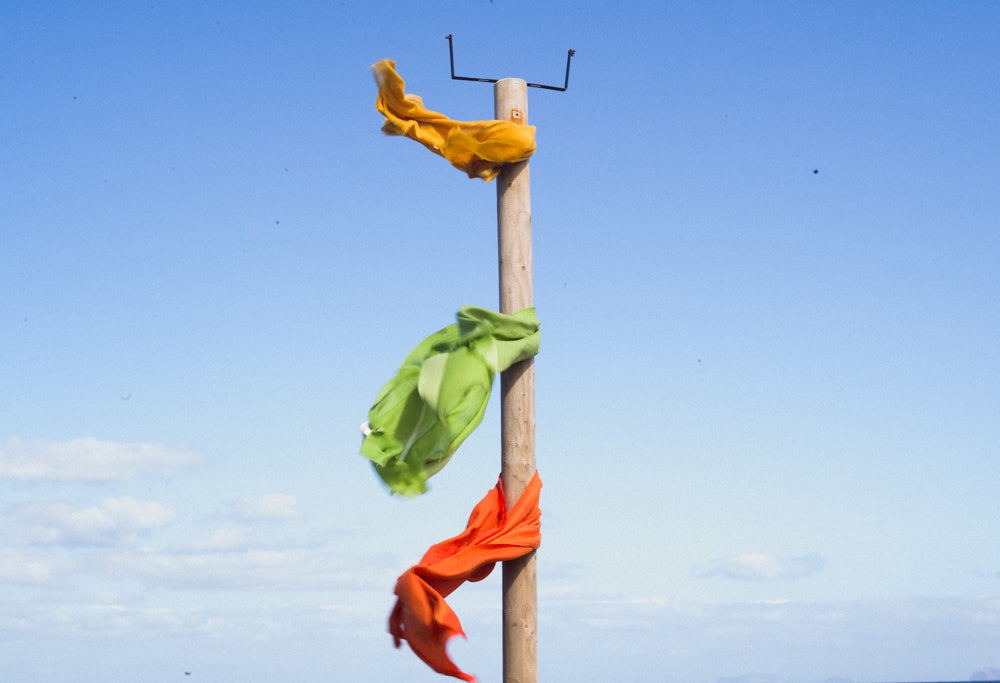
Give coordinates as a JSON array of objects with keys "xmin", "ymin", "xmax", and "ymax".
[{"xmin": 495, "ymin": 77, "xmax": 537, "ymax": 683}]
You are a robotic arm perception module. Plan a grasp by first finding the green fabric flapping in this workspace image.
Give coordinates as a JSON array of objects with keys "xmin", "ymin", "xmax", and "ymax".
[{"xmin": 361, "ymin": 306, "xmax": 540, "ymax": 497}]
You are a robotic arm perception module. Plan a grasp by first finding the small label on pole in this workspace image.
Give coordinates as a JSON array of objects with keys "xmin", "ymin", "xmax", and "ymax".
[{"xmin": 510, "ymin": 108, "xmax": 523, "ymax": 123}]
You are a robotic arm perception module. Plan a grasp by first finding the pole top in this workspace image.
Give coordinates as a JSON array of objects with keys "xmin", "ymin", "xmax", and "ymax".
[{"xmin": 446, "ymin": 35, "xmax": 575, "ymax": 92}]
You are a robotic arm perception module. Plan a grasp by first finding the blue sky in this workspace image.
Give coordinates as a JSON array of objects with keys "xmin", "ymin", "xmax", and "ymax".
[{"xmin": 2, "ymin": 2, "xmax": 1000, "ymax": 682}]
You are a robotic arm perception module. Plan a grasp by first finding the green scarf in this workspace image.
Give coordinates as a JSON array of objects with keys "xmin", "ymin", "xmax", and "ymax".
[{"xmin": 361, "ymin": 306, "xmax": 540, "ymax": 496}]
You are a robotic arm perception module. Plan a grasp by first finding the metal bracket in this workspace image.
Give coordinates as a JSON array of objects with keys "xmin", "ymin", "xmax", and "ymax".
[{"xmin": 446, "ymin": 35, "xmax": 575, "ymax": 92}]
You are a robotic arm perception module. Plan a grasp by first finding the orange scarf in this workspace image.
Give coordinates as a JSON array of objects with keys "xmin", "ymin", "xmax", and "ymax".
[
  {"xmin": 372, "ymin": 59, "xmax": 537, "ymax": 181},
  {"xmin": 388, "ymin": 471, "xmax": 542, "ymax": 681}
]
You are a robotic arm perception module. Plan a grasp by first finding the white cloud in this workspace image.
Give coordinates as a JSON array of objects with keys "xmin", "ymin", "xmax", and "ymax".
[
  {"xmin": 112, "ymin": 547, "xmax": 396, "ymax": 591},
  {"xmin": 694, "ymin": 553, "xmax": 825, "ymax": 581},
  {"xmin": 181, "ymin": 527, "xmax": 258, "ymax": 553},
  {"xmin": 235, "ymin": 493, "xmax": 301, "ymax": 520},
  {"xmin": 0, "ymin": 550, "xmax": 73, "ymax": 585},
  {"xmin": 538, "ymin": 595, "xmax": 1000, "ymax": 683},
  {"xmin": 3, "ymin": 496, "xmax": 174, "ymax": 547},
  {"xmin": 0, "ymin": 598, "xmax": 394, "ymax": 680},
  {"xmin": 0, "ymin": 437, "xmax": 204, "ymax": 482}
]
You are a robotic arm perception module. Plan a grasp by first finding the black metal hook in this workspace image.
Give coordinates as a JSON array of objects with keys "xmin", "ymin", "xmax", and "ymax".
[{"xmin": 446, "ymin": 35, "xmax": 575, "ymax": 92}]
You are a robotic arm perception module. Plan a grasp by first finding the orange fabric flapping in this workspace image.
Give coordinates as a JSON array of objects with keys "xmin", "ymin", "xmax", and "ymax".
[
  {"xmin": 388, "ymin": 471, "xmax": 542, "ymax": 682},
  {"xmin": 372, "ymin": 59, "xmax": 537, "ymax": 181}
]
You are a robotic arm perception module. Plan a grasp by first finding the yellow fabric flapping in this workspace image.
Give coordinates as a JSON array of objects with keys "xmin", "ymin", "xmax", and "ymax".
[{"xmin": 372, "ymin": 59, "xmax": 536, "ymax": 181}]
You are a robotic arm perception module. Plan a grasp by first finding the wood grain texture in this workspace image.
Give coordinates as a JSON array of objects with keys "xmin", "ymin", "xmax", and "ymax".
[{"xmin": 494, "ymin": 77, "xmax": 537, "ymax": 683}]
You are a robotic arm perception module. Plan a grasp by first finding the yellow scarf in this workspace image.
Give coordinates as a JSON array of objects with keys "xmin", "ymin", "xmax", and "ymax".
[{"xmin": 372, "ymin": 59, "xmax": 536, "ymax": 181}]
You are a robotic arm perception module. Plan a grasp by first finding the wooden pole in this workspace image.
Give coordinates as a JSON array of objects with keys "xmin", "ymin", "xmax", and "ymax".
[{"xmin": 495, "ymin": 77, "xmax": 537, "ymax": 683}]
